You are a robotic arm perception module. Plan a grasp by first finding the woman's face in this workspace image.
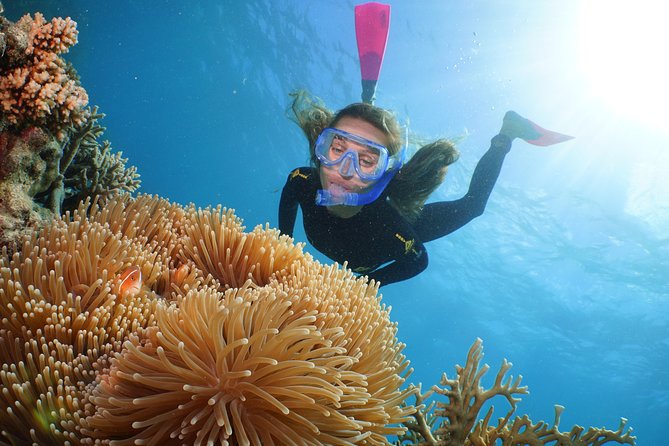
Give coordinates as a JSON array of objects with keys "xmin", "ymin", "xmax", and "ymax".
[{"xmin": 318, "ymin": 116, "xmax": 390, "ymax": 196}]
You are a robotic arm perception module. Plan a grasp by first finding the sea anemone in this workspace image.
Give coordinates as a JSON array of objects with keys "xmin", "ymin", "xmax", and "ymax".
[{"xmin": 0, "ymin": 194, "xmax": 414, "ymax": 445}]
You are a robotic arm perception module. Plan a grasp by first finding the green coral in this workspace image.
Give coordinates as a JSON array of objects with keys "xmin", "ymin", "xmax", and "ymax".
[{"xmin": 36, "ymin": 106, "xmax": 141, "ymax": 214}]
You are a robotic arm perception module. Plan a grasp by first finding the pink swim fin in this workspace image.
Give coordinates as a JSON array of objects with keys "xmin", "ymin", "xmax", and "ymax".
[
  {"xmin": 355, "ymin": 2, "xmax": 391, "ymax": 104},
  {"xmin": 524, "ymin": 119, "xmax": 574, "ymax": 146}
]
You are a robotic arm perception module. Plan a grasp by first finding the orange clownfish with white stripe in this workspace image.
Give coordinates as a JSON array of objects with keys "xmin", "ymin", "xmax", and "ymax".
[{"xmin": 118, "ymin": 265, "xmax": 142, "ymax": 298}]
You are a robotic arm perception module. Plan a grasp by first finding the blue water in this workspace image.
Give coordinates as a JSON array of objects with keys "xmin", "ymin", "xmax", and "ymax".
[{"xmin": 7, "ymin": 1, "xmax": 668, "ymax": 443}]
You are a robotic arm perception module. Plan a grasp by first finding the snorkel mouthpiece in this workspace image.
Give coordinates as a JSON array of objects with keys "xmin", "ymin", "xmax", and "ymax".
[
  {"xmin": 315, "ymin": 167, "xmax": 398, "ymax": 207},
  {"xmin": 316, "ymin": 182, "xmax": 360, "ymax": 206},
  {"xmin": 316, "ymin": 189, "xmax": 360, "ymax": 206}
]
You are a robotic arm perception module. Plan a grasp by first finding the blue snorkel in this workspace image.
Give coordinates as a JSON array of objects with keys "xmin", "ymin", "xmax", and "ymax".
[{"xmin": 316, "ymin": 167, "xmax": 399, "ymax": 206}]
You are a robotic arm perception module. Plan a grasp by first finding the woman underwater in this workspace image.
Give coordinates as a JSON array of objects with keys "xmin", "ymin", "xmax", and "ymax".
[{"xmin": 279, "ymin": 91, "xmax": 571, "ymax": 286}]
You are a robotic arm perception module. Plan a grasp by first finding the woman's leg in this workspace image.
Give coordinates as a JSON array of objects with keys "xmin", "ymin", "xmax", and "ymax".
[
  {"xmin": 413, "ymin": 133, "xmax": 512, "ymax": 243},
  {"xmin": 413, "ymin": 110, "xmax": 558, "ymax": 242}
]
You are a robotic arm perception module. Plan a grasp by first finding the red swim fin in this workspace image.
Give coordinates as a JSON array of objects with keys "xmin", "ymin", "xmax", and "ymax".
[
  {"xmin": 524, "ymin": 119, "xmax": 574, "ymax": 146},
  {"xmin": 355, "ymin": 2, "xmax": 390, "ymax": 104}
]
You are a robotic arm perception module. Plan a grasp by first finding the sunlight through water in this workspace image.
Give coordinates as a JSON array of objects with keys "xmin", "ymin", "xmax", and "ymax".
[{"xmin": 578, "ymin": 1, "xmax": 669, "ymax": 133}]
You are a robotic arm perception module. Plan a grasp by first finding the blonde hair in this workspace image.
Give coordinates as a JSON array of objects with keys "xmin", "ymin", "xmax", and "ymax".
[{"xmin": 288, "ymin": 90, "xmax": 460, "ymax": 221}]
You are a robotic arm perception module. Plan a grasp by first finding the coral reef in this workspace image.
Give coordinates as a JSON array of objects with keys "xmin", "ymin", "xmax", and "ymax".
[
  {"xmin": 0, "ymin": 194, "xmax": 414, "ymax": 445},
  {"xmin": 0, "ymin": 108, "xmax": 140, "ymax": 249},
  {"xmin": 40, "ymin": 106, "xmax": 140, "ymax": 214},
  {"xmin": 395, "ymin": 339, "xmax": 636, "ymax": 446},
  {"xmin": 0, "ymin": 12, "xmax": 87, "ymax": 138},
  {"xmin": 0, "ymin": 13, "xmax": 139, "ymax": 249},
  {"xmin": 0, "ymin": 125, "xmax": 59, "ymax": 246}
]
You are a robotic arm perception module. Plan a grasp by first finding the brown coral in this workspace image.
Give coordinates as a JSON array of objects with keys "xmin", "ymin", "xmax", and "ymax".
[
  {"xmin": 0, "ymin": 104, "xmax": 140, "ymax": 249},
  {"xmin": 0, "ymin": 125, "xmax": 61, "ymax": 247},
  {"xmin": 0, "ymin": 194, "xmax": 415, "ymax": 445},
  {"xmin": 55, "ymin": 107, "xmax": 141, "ymax": 214},
  {"xmin": 396, "ymin": 339, "xmax": 636, "ymax": 446}
]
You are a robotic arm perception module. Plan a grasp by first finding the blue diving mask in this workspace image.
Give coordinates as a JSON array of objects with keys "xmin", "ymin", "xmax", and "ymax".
[{"xmin": 314, "ymin": 127, "xmax": 406, "ymax": 206}]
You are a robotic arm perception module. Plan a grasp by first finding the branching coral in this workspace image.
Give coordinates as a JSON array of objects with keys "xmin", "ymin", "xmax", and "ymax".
[
  {"xmin": 43, "ymin": 106, "xmax": 141, "ymax": 215},
  {"xmin": 1, "ymin": 194, "xmax": 415, "ymax": 445},
  {"xmin": 395, "ymin": 339, "xmax": 636, "ymax": 446},
  {"xmin": 0, "ymin": 12, "xmax": 88, "ymax": 138}
]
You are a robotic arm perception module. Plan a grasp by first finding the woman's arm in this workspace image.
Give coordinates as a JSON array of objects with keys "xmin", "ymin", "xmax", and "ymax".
[{"xmin": 278, "ymin": 169, "xmax": 305, "ymax": 237}]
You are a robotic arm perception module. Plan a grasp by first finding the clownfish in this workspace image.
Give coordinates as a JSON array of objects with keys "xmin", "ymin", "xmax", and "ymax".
[
  {"xmin": 118, "ymin": 265, "xmax": 142, "ymax": 298},
  {"xmin": 172, "ymin": 264, "xmax": 190, "ymax": 284}
]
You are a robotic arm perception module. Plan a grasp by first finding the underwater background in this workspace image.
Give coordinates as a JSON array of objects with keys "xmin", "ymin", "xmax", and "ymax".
[{"xmin": 6, "ymin": 0, "xmax": 667, "ymax": 443}]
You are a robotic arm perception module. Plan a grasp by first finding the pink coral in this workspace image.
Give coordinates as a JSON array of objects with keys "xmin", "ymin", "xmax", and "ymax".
[
  {"xmin": 0, "ymin": 13, "xmax": 88, "ymax": 139},
  {"xmin": 26, "ymin": 12, "xmax": 79, "ymax": 54}
]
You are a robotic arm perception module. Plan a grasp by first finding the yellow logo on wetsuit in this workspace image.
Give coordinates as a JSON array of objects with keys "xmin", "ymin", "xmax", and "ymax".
[
  {"xmin": 352, "ymin": 265, "xmax": 375, "ymax": 274},
  {"xmin": 394, "ymin": 233, "xmax": 418, "ymax": 256},
  {"xmin": 290, "ymin": 169, "xmax": 309, "ymax": 180}
]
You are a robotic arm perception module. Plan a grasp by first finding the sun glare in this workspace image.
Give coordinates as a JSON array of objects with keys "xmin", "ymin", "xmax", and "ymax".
[{"xmin": 579, "ymin": 1, "xmax": 669, "ymax": 132}]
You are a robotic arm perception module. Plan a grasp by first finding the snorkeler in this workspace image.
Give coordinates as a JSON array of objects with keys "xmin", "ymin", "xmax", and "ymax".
[
  {"xmin": 278, "ymin": 93, "xmax": 571, "ymax": 286},
  {"xmin": 278, "ymin": 3, "xmax": 572, "ymax": 287}
]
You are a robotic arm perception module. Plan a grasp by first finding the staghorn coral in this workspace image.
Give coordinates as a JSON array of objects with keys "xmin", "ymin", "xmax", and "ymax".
[
  {"xmin": 395, "ymin": 339, "xmax": 636, "ymax": 446},
  {"xmin": 43, "ymin": 106, "xmax": 141, "ymax": 215},
  {"xmin": 1, "ymin": 194, "xmax": 415, "ymax": 445},
  {"xmin": 0, "ymin": 12, "xmax": 88, "ymax": 138}
]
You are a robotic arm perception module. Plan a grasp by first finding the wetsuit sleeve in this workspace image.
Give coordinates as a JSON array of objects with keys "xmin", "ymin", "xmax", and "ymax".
[
  {"xmin": 278, "ymin": 169, "xmax": 303, "ymax": 237},
  {"xmin": 366, "ymin": 245, "xmax": 428, "ymax": 286},
  {"xmin": 413, "ymin": 134, "xmax": 512, "ymax": 243}
]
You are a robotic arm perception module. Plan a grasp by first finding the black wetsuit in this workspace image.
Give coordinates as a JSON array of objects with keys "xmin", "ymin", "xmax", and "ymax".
[{"xmin": 279, "ymin": 134, "xmax": 512, "ymax": 286}]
